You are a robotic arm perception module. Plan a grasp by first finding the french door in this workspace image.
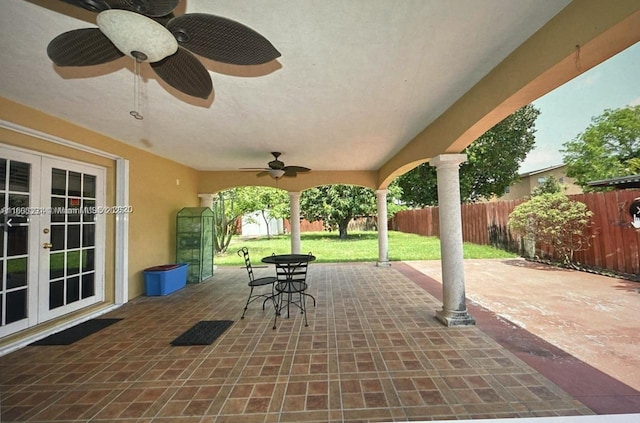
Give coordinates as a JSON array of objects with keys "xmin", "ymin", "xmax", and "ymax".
[{"xmin": 0, "ymin": 146, "xmax": 105, "ymax": 337}]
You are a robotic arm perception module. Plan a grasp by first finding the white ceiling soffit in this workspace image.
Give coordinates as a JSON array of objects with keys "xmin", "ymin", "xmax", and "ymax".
[{"xmin": 0, "ymin": 0, "xmax": 571, "ymax": 171}]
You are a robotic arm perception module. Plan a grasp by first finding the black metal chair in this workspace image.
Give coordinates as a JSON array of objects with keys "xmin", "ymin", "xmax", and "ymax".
[
  {"xmin": 272, "ymin": 253, "xmax": 315, "ymax": 329},
  {"xmin": 237, "ymin": 247, "xmax": 277, "ymax": 319}
]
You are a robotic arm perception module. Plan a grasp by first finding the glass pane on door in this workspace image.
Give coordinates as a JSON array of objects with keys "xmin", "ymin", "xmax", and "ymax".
[
  {"xmin": 48, "ymin": 168, "xmax": 97, "ymax": 310},
  {"xmin": 0, "ymin": 158, "xmax": 31, "ymax": 327}
]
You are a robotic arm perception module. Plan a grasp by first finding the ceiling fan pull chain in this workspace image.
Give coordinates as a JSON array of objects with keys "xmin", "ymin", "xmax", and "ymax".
[
  {"xmin": 130, "ymin": 58, "xmax": 144, "ymax": 120},
  {"xmin": 138, "ymin": 58, "xmax": 147, "ymax": 119}
]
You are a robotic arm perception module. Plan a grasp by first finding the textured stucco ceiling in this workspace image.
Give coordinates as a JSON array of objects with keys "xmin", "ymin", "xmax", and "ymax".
[{"xmin": 0, "ymin": 0, "xmax": 572, "ymax": 172}]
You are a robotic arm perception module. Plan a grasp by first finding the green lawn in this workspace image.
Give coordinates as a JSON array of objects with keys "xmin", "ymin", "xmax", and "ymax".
[{"xmin": 214, "ymin": 230, "xmax": 516, "ymax": 266}]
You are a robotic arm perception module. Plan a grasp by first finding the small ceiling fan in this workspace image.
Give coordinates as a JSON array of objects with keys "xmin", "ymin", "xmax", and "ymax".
[
  {"xmin": 46, "ymin": 0, "xmax": 281, "ymax": 101},
  {"xmin": 242, "ymin": 152, "xmax": 311, "ymax": 179}
]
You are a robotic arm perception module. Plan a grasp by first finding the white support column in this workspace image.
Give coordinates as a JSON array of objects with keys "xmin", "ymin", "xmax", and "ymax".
[
  {"xmin": 376, "ymin": 189, "xmax": 390, "ymax": 266},
  {"xmin": 430, "ymin": 154, "xmax": 475, "ymax": 326},
  {"xmin": 198, "ymin": 194, "xmax": 214, "ymax": 209},
  {"xmin": 198, "ymin": 193, "xmax": 218, "ymax": 273},
  {"xmin": 289, "ymin": 192, "xmax": 301, "ymax": 254}
]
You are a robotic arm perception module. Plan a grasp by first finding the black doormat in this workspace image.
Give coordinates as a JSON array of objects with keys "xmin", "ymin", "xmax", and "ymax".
[
  {"xmin": 31, "ymin": 318, "xmax": 122, "ymax": 346},
  {"xmin": 171, "ymin": 320, "xmax": 234, "ymax": 346}
]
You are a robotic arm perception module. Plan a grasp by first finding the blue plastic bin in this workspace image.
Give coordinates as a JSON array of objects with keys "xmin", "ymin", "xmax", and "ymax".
[{"xmin": 144, "ymin": 263, "xmax": 188, "ymax": 296}]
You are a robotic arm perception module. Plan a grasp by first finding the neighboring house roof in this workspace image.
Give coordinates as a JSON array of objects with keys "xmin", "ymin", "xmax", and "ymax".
[
  {"xmin": 587, "ymin": 174, "xmax": 640, "ymax": 189},
  {"xmin": 493, "ymin": 163, "xmax": 582, "ymax": 202},
  {"xmin": 518, "ymin": 164, "xmax": 565, "ymax": 178}
]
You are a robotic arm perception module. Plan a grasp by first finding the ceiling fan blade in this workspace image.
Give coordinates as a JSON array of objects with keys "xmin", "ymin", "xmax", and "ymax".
[
  {"xmin": 167, "ymin": 14, "xmax": 281, "ymax": 65},
  {"xmin": 47, "ymin": 28, "xmax": 124, "ymax": 66},
  {"xmin": 151, "ymin": 47, "xmax": 213, "ymax": 99},
  {"xmin": 57, "ymin": 0, "xmax": 111, "ymax": 13},
  {"xmin": 283, "ymin": 166, "xmax": 311, "ymax": 173},
  {"xmin": 104, "ymin": 0, "xmax": 179, "ymax": 17},
  {"xmin": 60, "ymin": 0, "xmax": 178, "ymax": 16},
  {"xmin": 283, "ymin": 170, "xmax": 298, "ymax": 177},
  {"xmin": 152, "ymin": 12, "xmax": 175, "ymax": 27}
]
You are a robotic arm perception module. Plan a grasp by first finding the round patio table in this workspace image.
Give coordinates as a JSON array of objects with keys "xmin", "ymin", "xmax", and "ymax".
[
  {"xmin": 262, "ymin": 253, "xmax": 316, "ymax": 328},
  {"xmin": 261, "ymin": 253, "xmax": 316, "ymax": 265}
]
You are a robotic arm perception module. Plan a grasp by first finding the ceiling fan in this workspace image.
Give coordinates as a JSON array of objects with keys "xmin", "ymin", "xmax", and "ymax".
[
  {"xmin": 46, "ymin": 0, "xmax": 281, "ymax": 101},
  {"xmin": 242, "ymin": 152, "xmax": 311, "ymax": 179}
]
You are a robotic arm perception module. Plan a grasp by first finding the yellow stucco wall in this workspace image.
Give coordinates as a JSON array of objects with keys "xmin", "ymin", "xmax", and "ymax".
[
  {"xmin": 0, "ymin": 98, "xmax": 199, "ymax": 303},
  {"xmin": 197, "ymin": 170, "xmax": 380, "ymax": 194}
]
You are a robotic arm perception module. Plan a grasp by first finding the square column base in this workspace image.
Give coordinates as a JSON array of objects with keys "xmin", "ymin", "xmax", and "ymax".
[
  {"xmin": 376, "ymin": 261, "xmax": 391, "ymax": 267},
  {"xmin": 436, "ymin": 309, "xmax": 476, "ymax": 327}
]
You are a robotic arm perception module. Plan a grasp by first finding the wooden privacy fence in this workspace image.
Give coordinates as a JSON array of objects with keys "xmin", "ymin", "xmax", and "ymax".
[
  {"xmin": 389, "ymin": 189, "xmax": 640, "ymax": 275},
  {"xmin": 557, "ymin": 191, "xmax": 640, "ymax": 275},
  {"xmin": 283, "ymin": 217, "xmax": 375, "ymax": 233}
]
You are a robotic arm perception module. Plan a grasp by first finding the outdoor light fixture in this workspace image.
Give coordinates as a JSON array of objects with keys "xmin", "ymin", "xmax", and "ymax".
[{"xmin": 269, "ymin": 169, "xmax": 286, "ymax": 179}]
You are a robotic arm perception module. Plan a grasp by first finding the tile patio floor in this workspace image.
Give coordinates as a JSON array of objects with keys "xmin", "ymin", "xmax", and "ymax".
[{"xmin": 1, "ymin": 262, "xmax": 596, "ymax": 422}]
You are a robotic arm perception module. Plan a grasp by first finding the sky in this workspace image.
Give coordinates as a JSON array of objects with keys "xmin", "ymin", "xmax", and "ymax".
[{"xmin": 518, "ymin": 41, "xmax": 640, "ymax": 174}]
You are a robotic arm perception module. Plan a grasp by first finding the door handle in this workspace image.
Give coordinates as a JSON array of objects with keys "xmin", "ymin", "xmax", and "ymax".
[{"xmin": 42, "ymin": 242, "xmax": 53, "ymax": 249}]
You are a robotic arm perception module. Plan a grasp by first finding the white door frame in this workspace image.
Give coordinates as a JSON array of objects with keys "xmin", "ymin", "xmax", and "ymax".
[
  {"xmin": 0, "ymin": 146, "xmax": 41, "ymax": 337},
  {"xmin": 0, "ymin": 121, "xmax": 130, "ymax": 346}
]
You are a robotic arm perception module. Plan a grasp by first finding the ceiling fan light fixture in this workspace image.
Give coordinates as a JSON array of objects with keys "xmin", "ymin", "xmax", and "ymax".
[
  {"xmin": 96, "ymin": 10, "xmax": 178, "ymax": 63},
  {"xmin": 269, "ymin": 169, "xmax": 286, "ymax": 179}
]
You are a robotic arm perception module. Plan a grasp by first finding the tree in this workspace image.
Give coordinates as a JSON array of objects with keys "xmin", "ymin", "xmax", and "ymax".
[
  {"xmin": 396, "ymin": 104, "xmax": 540, "ymax": 206},
  {"xmin": 300, "ymin": 185, "xmax": 376, "ymax": 239},
  {"xmin": 212, "ymin": 186, "xmax": 289, "ymax": 253},
  {"xmin": 562, "ymin": 105, "xmax": 640, "ymax": 190},
  {"xmin": 386, "ymin": 180, "xmax": 407, "ymax": 217},
  {"xmin": 299, "ymin": 183, "xmax": 405, "ymax": 239},
  {"xmin": 530, "ymin": 175, "xmax": 564, "ymax": 197},
  {"xmin": 508, "ymin": 192, "xmax": 594, "ymax": 264},
  {"xmin": 212, "ymin": 189, "xmax": 244, "ymax": 254},
  {"xmin": 237, "ymin": 187, "xmax": 289, "ymax": 239}
]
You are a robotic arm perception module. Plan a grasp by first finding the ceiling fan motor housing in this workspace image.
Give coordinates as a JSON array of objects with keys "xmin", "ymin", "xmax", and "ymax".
[
  {"xmin": 268, "ymin": 159, "xmax": 285, "ymax": 169},
  {"xmin": 268, "ymin": 152, "xmax": 284, "ymax": 169}
]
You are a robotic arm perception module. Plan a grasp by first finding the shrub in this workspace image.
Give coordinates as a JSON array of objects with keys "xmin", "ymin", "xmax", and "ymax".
[{"xmin": 508, "ymin": 193, "xmax": 594, "ymax": 264}]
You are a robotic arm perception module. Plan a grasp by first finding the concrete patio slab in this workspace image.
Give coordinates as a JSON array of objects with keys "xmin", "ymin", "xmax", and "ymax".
[{"xmin": 401, "ymin": 259, "xmax": 640, "ymax": 413}]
